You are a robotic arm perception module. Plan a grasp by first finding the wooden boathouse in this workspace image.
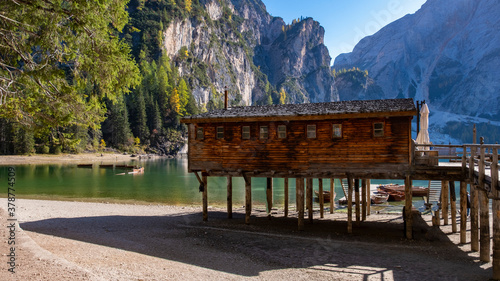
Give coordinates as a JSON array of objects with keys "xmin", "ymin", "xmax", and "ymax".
[{"xmin": 181, "ymin": 98, "xmax": 500, "ymax": 279}]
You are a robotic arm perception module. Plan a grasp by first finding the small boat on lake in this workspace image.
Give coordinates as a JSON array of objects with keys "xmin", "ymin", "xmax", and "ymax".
[
  {"xmin": 378, "ymin": 184, "xmax": 429, "ymax": 198},
  {"xmin": 371, "ymin": 192, "xmax": 389, "ymax": 204},
  {"xmin": 314, "ymin": 190, "xmax": 332, "ymax": 202},
  {"xmin": 77, "ymin": 164, "xmax": 93, "ymax": 168}
]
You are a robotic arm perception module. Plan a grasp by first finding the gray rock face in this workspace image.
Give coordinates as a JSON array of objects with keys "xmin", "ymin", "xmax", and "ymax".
[
  {"xmin": 334, "ymin": 0, "xmax": 500, "ymax": 121},
  {"xmin": 162, "ymin": 0, "xmax": 336, "ymax": 106}
]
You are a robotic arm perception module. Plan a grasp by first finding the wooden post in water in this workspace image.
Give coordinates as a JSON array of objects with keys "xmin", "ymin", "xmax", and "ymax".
[
  {"xmin": 362, "ymin": 179, "xmax": 367, "ymax": 221},
  {"xmin": 355, "ymin": 179, "xmax": 360, "ymax": 226},
  {"xmin": 296, "ymin": 178, "xmax": 305, "ymax": 231},
  {"xmin": 460, "ymin": 181, "xmax": 467, "ymax": 244},
  {"xmin": 405, "ymin": 175, "xmax": 413, "ymax": 239},
  {"xmin": 266, "ymin": 177, "xmax": 273, "ymax": 217},
  {"xmin": 202, "ymin": 173, "xmax": 208, "ymax": 221},
  {"xmin": 491, "ymin": 147, "xmax": 500, "ymax": 279},
  {"xmin": 319, "ymin": 178, "xmax": 324, "ymax": 218},
  {"xmin": 330, "ymin": 178, "xmax": 335, "ymax": 213},
  {"xmin": 347, "ymin": 176, "xmax": 353, "ymax": 234},
  {"xmin": 479, "ymin": 188, "xmax": 491, "ymax": 262},
  {"xmin": 366, "ymin": 179, "xmax": 371, "ymax": 216},
  {"xmin": 471, "ymin": 184, "xmax": 479, "ymax": 252},
  {"xmin": 227, "ymin": 176, "xmax": 233, "ymax": 219},
  {"xmin": 244, "ymin": 174, "xmax": 251, "ymax": 225},
  {"xmin": 306, "ymin": 178, "xmax": 313, "ymax": 223},
  {"xmin": 442, "ymin": 181, "xmax": 449, "ymax": 225},
  {"xmin": 449, "ymin": 181, "xmax": 457, "ymax": 233},
  {"xmin": 284, "ymin": 178, "xmax": 289, "ymax": 218}
]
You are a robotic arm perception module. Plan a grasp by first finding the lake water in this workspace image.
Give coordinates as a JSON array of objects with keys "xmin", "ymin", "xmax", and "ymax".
[{"xmin": 1, "ymin": 158, "xmax": 445, "ymax": 207}]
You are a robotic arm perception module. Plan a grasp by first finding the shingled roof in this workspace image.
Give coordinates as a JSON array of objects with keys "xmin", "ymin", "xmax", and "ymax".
[{"xmin": 181, "ymin": 98, "xmax": 416, "ymax": 123}]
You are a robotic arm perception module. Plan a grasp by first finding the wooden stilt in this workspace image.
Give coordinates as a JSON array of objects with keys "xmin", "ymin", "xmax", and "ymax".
[
  {"xmin": 460, "ymin": 181, "xmax": 467, "ymax": 244},
  {"xmin": 319, "ymin": 178, "xmax": 324, "ymax": 218},
  {"xmin": 471, "ymin": 184, "xmax": 479, "ymax": 252},
  {"xmin": 366, "ymin": 179, "xmax": 371, "ymax": 216},
  {"xmin": 355, "ymin": 179, "xmax": 360, "ymax": 225},
  {"xmin": 244, "ymin": 174, "xmax": 251, "ymax": 225},
  {"xmin": 284, "ymin": 178, "xmax": 289, "ymax": 218},
  {"xmin": 266, "ymin": 177, "xmax": 273, "ymax": 217},
  {"xmin": 491, "ymin": 147, "xmax": 500, "ymax": 279},
  {"xmin": 296, "ymin": 178, "xmax": 305, "ymax": 231},
  {"xmin": 362, "ymin": 179, "xmax": 367, "ymax": 221},
  {"xmin": 449, "ymin": 181, "xmax": 457, "ymax": 233},
  {"xmin": 202, "ymin": 173, "xmax": 208, "ymax": 221},
  {"xmin": 442, "ymin": 181, "xmax": 449, "ymax": 225},
  {"xmin": 479, "ymin": 189, "xmax": 491, "ymax": 262},
  {"xmin": 347, "ymin": 176, "xmax": 353, "ymax": 234},
  {"xmin": 405, "ymin": 175, "xmax": 413, "ymax": 239},
  {"xmin": 330, "ymin": 178, "xmax": 335, "ymax": 214},
  {"xmin": 227, "ymin": 176, "xmax": 232, "ymax": 219},
  {"xmin": 306, "ymin": 178, "xmax": 313, "ymax": 223}
]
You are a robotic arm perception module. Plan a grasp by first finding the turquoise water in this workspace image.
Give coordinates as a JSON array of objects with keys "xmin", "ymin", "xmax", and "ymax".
[{"xmin": 1, "ymin": 158, "xmax": 442, "ymax": 206}]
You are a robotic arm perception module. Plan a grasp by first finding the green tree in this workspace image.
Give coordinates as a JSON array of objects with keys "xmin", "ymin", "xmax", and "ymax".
[{"xmin": 0, "ymin": 0, "xmax": 141, "ymax": 132}]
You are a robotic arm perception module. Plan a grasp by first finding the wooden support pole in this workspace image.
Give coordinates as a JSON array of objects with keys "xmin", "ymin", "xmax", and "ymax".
[
  {"xmin": 330, "ymin": 178, "xmax": 335, "ymax": 214},
  {"xmin": 266, "ymin": 177, "xmax": 273, "ymax": 217},
  {"xmin": 284, "ymin": 178, "xmax": 289, "ymax": 218},
  {"xmin": 319, "ymin": 178, "xmax": 324, "ymax": 218},
  {"xmin": 471, "ymin": 184, "xmax": 479, "ymax": 252},
  {"xmin": 296, "ymin": 178, "xmax": 305, "ymax": 231},
  {"xmin": 491, "ymin": 147, "xmax": 500, "ymax": 279},
  {"xmin": 202, "ymin": 173, "xmax": 208, "ymax": 222},
  {"xmin": 460, "ymin": 181, "xmax": 467, "ymax": 244},
  {"xmin": 405, "ymin": 175, "xmax": 413, "ymax": 239},
  {"xmin": 479, "ymin": 188, "xmax": 491, "ymax": 262},
  {"xmin": 244, "ymin": 174, "xmax": 251, "ymax": 225},
  {"xmin": 366, "ymin": 179, "xmax": 371, "ymax": 216},
  {"xmin": 442, "ymin": 181, "xmax": 449, "ymax": 225},
  {"xmin": 362, "ymin": 179, "xmax": 367, "ymax": 221},
  {"xmin": 306, "ymin": 178, "xmax": 313, "ymax": 223},
  {"xmin": 227, "ymin": 176, "xmax": 232, "ymax": 219},
  {"xmin": 449, "ymin": 181, "xmax": 457, "ymax": 233},
  {"xmin": 355, "ymin": 179, "xmax": 360, "ymax": 225},
  {"xmin": 347, "ymin": 176, "xmax": 353, "ymax": 234}
]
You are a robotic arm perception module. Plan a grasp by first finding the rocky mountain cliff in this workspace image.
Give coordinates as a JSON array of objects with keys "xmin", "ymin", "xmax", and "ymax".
[
  {"xmin": 333, "ymin": 0, "xmax": 500, "ymax": 142},
  {"xmin": 162, "ymin": 0, "xmax": 335, "ymax": 106}
]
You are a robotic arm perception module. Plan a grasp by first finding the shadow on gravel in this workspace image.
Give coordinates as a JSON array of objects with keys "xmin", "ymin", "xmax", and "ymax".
[{"xmin": 21, "ymin": 210, "xmax": 489, "ymax": 280}]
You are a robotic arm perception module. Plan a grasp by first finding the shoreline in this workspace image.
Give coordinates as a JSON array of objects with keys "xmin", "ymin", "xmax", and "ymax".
[{"xmin": 0, "ymin": 198, "xmax": 491, "ymax": 280}]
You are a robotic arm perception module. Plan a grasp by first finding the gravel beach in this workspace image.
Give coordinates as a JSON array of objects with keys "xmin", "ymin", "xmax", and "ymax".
[{"xmin": 0, "ymin": 198, "xmax": 493, "ymax": 280}]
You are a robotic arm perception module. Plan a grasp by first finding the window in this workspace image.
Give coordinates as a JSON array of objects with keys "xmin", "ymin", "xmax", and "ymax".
[
  {"xmin": 260, "ymin": 126, "xmax": 268, "ymax": 139},
  {"xmin": 373, "ymin": 122, "xmax": 384, "ymax": 137},
  {"xmin": 242, "ymin": 126, "xmax": 250, "ymax": 139},
  {"xmin": 277, "ymin": 125, "xmax": 286, "ymax": 139},
  {"xmin": 307, "ymin": 124, "xmax": 316, "ymax": 138},
  {"xmin": 216, "ymin": 126, "xmax": 224, "ymax": 139},
  {"xmin": 196, "ymin": 127, "xmax": 204, "ymax": 140},
  {"xmin": 332, "ymin": 124, "xmax": 342, "ymax": 138}
]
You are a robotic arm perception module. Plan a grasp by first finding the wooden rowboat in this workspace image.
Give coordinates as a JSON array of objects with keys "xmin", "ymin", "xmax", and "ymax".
[
  {"xmin": 314, "ymin": 190, "xmax": 332, "ymax": 202},
  {"xmin": 378, "ymin": 184, "xmax": 429, "ymax": 199},
  {"xmin": 370, "ymin": 192, "xmax": 389, "ymax": 204},
  {"xmin": 77, "ymin": 164, "xmax": 93, "ymax": 168}
]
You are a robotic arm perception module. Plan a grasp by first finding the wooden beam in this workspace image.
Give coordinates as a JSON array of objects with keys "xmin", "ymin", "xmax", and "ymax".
[
  {"xmin": 405, "ymin": 175, "xmax": 413, "ymax": 239},
  {"xmin": 479, "ymin": 188, "xmax": 491, "ymax": 262},
  {"xmin": 227, "ymin": 176, "xmax": 232, "ymax": 219},
  {"xmin": 307, "ymin": 178, "xmax": 313, "ymax": 223},
  {"xmin": 319, "ymin": 178, "xmax": 324, "ymax": 218},
  {"xmin": 347, "ymin": 176, "xmax": 353, "ymax": 234},
  {"xmin": 460, "ymin": 181, "xmax": 467, "ymax": 244},
  {"xmin": 442, "ymin": 181, "xmax": 449, "ymax": 225},
  {"xmin": 366, "ymin": 179, "xmax": 371, "ymax": 216},
  {"xmin": 244, "ymin": 173, "xmax": 251, "ymax": 224},
  {"xmin": 491, "ymin": 148, "xmax": 500, "ymax": 279},
  {"xmin": 296, "ymin": 178, "xmax": 305, "ymax": 231},
  {"xmin": 362, "ymin": 179, "xmax": 367, "ymax": 221},
  {"xmin": 330, "ymin": 178, "xmax": 335, "ymax": 214},
  {"xmin": 202, "ymin": 173, "xmax": 208, "ymax": 222},
  {"xmin": 355, "ymin": 179, "xmax": 360, "ymax": 226},
  {"xmin": 284, "ymin": 178, "xmax": 289, "ymax": 217},
  {"xmin": 471, "ymin": 184, "xmax": 479, "ymax": 252},
  {"xmin": 449, "ymin": 181, "xmax": 457, "ymax": 233},
  {"xmin": 266, "ymin": 177, "xmax": 273, "ymax": 217}
]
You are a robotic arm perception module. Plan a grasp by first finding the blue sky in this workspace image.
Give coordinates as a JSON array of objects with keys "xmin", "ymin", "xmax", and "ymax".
[{"xmin": 262, "ymin": 0, "xmax": 427, "ymax": 63}]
